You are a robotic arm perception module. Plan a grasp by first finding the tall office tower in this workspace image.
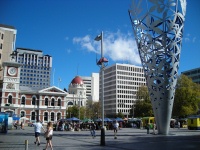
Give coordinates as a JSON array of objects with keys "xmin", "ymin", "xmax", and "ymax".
[
  {"xmin": 81, "ymin": 73, "xmax": 99, "ymax": 102},
  {"xmin": 0, "ymin": 24, "xmax": 17, "ymax": 79},
  {"xmin": 102, "ymin": 63, "xmax": 146, "ymax": 117},
  {"xmin": 182, "ymin": 67, "xmax": 200, "ymax": 84},
  {"xmin": 10, "ymin": 48, "xmax": 52, "ymax": 89}
]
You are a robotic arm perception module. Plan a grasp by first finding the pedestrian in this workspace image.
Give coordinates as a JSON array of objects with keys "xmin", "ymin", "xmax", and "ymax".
[
  {"xmin": 178, "ymin": 121, "xmax": 180, "ymax": 129},
  {"xmin": 43, "ymin": 122, "xmax": 53, "ymax": 150},
  {"xmin": 140, "ymin": 121, "xmax": 143, "ymax": 129},
  {"xmin": 21, "ymin": 122, "xmax": 24, "ymax": 130},
  {"xmin": 153, "ymin": 123, "xmax": 156, "ymax": 134},
  {"xmin": 113, "ymin": 120, "xmax": 119, "ymax": 139},
  {"xmin": 90, "ymin": 122, "xmax": 96, "ymax": 138},
  {"xmin": 33, "ymin": 119, "xmax": 45, "ymax": 146}
]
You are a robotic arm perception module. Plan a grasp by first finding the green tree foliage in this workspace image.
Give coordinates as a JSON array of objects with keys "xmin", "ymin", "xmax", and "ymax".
[
  {"xmin": 173, "ymin": 75, "xmax": 200, "ymax": 118},
  {"xmin": 130, "ymin": 86, "xmax": 153, "ymax": 117},
  {"xmin": 71, "ymin": 100, "xmax": 101, "ymax": 119},
  {"xmin": 117, "ymin": 112, "xmax": 124, "ymax": 118},
  {"xmin": 66, "ymin": 105, "xmax": 86, "ymax": 120}
]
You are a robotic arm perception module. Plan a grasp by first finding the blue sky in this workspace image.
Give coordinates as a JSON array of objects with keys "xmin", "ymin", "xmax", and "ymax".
[{"xmin": 1, "ymin": 0, "xmax": 199, "ymax": 90}]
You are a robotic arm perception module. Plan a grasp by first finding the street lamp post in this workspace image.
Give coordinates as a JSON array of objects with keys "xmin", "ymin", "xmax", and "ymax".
[
  {"xmin": 95, "ymin": 31, "xmax": 108, "ymax": 146},
  {"xmin": 79, "ymin": 92, "xmax": 82, "ymax": 131}
]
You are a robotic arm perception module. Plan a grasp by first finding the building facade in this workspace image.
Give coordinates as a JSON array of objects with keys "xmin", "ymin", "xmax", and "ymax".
[
  {"xmin": 81, "ymin": 73, "xmax": 99, "ymax": 102},
  {"xmin": 102, "ymin": 63, "xmax": 146, "ymax": 117},
  {"xmin": 181, "ymin": 67, "xmax": 200, "ymax": 84},
  {"xmin": 0, "ymin": 62, "xmax": 87, "ymax": 123},
  {"xmin": 10, "ymin": 48, "xmax": 52, "ymax": 90},
  {"xmin": 0, "ymin": 24, "xmax": 17, "ymax": 80}
]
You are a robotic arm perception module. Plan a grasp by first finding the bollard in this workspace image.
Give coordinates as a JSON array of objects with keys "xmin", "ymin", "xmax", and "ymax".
[{"xmin": 25, "ymin": 140, "xmax": 28, "ymax": 150}]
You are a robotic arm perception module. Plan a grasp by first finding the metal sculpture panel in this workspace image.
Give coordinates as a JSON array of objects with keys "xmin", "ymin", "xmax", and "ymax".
[{"xmin": 129, "ymin": 0, "xmax": 186, "ymax": 134}]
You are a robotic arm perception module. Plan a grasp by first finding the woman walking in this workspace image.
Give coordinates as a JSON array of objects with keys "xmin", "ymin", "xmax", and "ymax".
[{"xmin": 43, "ymin": 122, "xmax": 53, "ymax": 150}]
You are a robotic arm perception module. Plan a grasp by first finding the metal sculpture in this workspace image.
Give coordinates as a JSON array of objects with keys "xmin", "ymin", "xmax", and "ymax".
[{"xmin": 129, "ymin": 0, "xmax": 186, "ymax": 134}]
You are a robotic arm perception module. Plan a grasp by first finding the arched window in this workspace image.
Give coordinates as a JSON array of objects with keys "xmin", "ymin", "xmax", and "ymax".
[
  {"xmin": 31, "ymin": 112, "xmax": 36, "ymax": 121},
  {"xmin": 45, "ymin": 98, "xmax": 48, "ymax": 106},
  {"xmin": 57, "ymin": 113, "xmax": 61, "ymax": 120},
  {"xmin": 51, "ymin": 112, "xmax": 54, "ymax": 121},
  {"xmin": 8, "ymin": 95, "xmax": 12, "ymax": 104},
  {"xmin": 21, "ymin": 111, "xmax": 25, "ymax": 117},
  {"xmin": 44, "ymin": 112, "xmax": 48, "ymax": 121},
  {"xmin": 32, "ymin": 96, "xmax": 36, "ymax": 105},
  {"xmin": 51, "ymin": 98, "xmax": 55, "ymax": 106},
  {"xmin": 21, "ymin": 96, "xmax": 25, "ymax": 105},
  {"xmin": 57, "ymin": 98, "xmax": 61, "ymax": 106},
  {"xmin": 68, "ymin": 101, "xmax": 73, "ymax": 106}
]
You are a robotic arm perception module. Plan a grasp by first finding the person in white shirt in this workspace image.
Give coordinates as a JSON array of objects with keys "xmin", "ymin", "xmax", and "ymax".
[
  {"xmin": 43, "ymin": 122, "xmax": 53, "ymax": 150},
  {"xmin": 113, "ymin": 120, "xmax": 119, "ymax": 139},
  {"xmin": 33, "ymin": 119, "xmax": 45, "ymax": 146}
]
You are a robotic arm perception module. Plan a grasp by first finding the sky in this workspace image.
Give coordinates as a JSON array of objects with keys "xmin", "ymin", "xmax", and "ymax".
[{"xmin": 1, "ymin": 0, "xmax": 200, "ymax": 90}]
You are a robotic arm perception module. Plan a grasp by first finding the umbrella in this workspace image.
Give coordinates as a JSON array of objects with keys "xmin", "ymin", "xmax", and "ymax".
[
  {"xmin": 94, "ymin": 118, "xmax": 102, "ymax": 122},
  {"xmin": 95, "ymin": 118, "xmax": 112, "ymax": 122},
  {"xmin": 82, "ymin": 118, "xmax": 93, "ymax": 123},
  {"xmin": 67, "ymin": 117, "xmax": 80, "ymax": 121},
  {"xmin": 115, "ymin": 117, "xmax": 124, "ymax": 122},
  {"xmin": 104, "ymin": 118, "xmax": 113, "ymax": 122}
]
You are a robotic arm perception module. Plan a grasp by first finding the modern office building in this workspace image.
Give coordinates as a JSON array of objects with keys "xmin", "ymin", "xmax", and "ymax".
[
  {"xmin": 101, "ymin": 63, "xmax": 146, "ymax": 117},
  {"xmin": 80, "ymin": 73, "xmax": 99, "ymax": 102},
  {"xmin": 0, "ymin": 24, "xmax": 17, "ymax": 80},
  {"xmin": 10, "ymin": 48, "xmax": 52, "ymax": 90},
  {"xmin": 181, "ymin": 67, "xmax": 200, "ymax": 84}
]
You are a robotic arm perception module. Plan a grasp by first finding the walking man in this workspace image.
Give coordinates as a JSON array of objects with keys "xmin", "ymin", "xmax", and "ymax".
[
  {"xmin": 113, "ymin": 120, "xmax": 119, "ymax": 139},
  {"xmin": 33, "ymin": 119, "xmax": 45, "ymax": 146},
  {"xmin": 90, "ymin": 122, "xmax": 96, "ymax": 138}
]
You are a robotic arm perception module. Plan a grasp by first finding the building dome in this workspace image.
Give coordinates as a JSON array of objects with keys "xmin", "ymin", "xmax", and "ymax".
[{"xmin": 71, "ymin": 76, "xmax": 84, "ymax": 85}]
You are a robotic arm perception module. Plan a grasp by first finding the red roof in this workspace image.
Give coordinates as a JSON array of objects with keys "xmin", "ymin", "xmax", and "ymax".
[{"xmin": 71, "ymin": 76, "xmax": 84, "ymax": 85}]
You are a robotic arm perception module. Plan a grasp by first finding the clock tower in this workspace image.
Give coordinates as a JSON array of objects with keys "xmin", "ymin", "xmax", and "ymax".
[{"xmin": 0, "ymin": 61, "xmax": 21, "ymax": 112}]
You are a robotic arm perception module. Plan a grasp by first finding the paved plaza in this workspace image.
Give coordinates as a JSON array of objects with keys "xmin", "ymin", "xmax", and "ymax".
[{"xmin": 0, "ymin": 127, "xmax": 200, "ymax": 150}]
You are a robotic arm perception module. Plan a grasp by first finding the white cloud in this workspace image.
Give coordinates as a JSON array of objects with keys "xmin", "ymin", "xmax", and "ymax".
[{"xmin": 73, "ymin": 31, "xmax": 141, "ymax": 65}]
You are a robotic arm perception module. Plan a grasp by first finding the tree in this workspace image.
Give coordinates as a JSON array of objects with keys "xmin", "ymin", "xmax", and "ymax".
[
  {"xmin": 173, "ymin": 75, "xmax": 200, "ymax": 118},
  {"xmin": 130, "ymin": 86, "xmax": 153, "ymax": 117},
  {"xmin": 116, "ymin": 112, "xmax": 124, "ymax": 118}
]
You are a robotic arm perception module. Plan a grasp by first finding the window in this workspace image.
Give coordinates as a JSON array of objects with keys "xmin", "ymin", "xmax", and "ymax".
[
  {"xmin": 32, "ymin": 96, "xmax": 36, "ymax": 105},
  {"xmin": 21, "ymin": 111, "xmax": 25, "ymax": 117},
  {"xmin": 21, "ymin": 96, "xmax": 25, "ymax": 105},
  {"xmin": 58, "ymin": 99, "xmax": 61, "ymax": 106},
  {"xmin": 51, "ymin": 98, "xmax": 55, "ymax": 106},
  {"xmin": 45, "ymin": 98, "xmax": 48, "ymax": 106},
  {"xmin": 8, "ymin": 95, "xmax": 12, "ymax": 104},
  {"xmin": 51, "ymin": 112, "xmax": 54, "ymax": 121},
  {"xmin": 44, "ymin": 112, "xmax": 48, "ymax": 121},
  {"xmin": 57, "ymin": 113, "xmax": 61, "ymax": 120},
  {"xmin": 31, "ymin": 112, "xmax": 36, "ymax": 121},
  {"xmin": 0, "ymin": 43, "xmax": 2, "ymax": 49}
]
